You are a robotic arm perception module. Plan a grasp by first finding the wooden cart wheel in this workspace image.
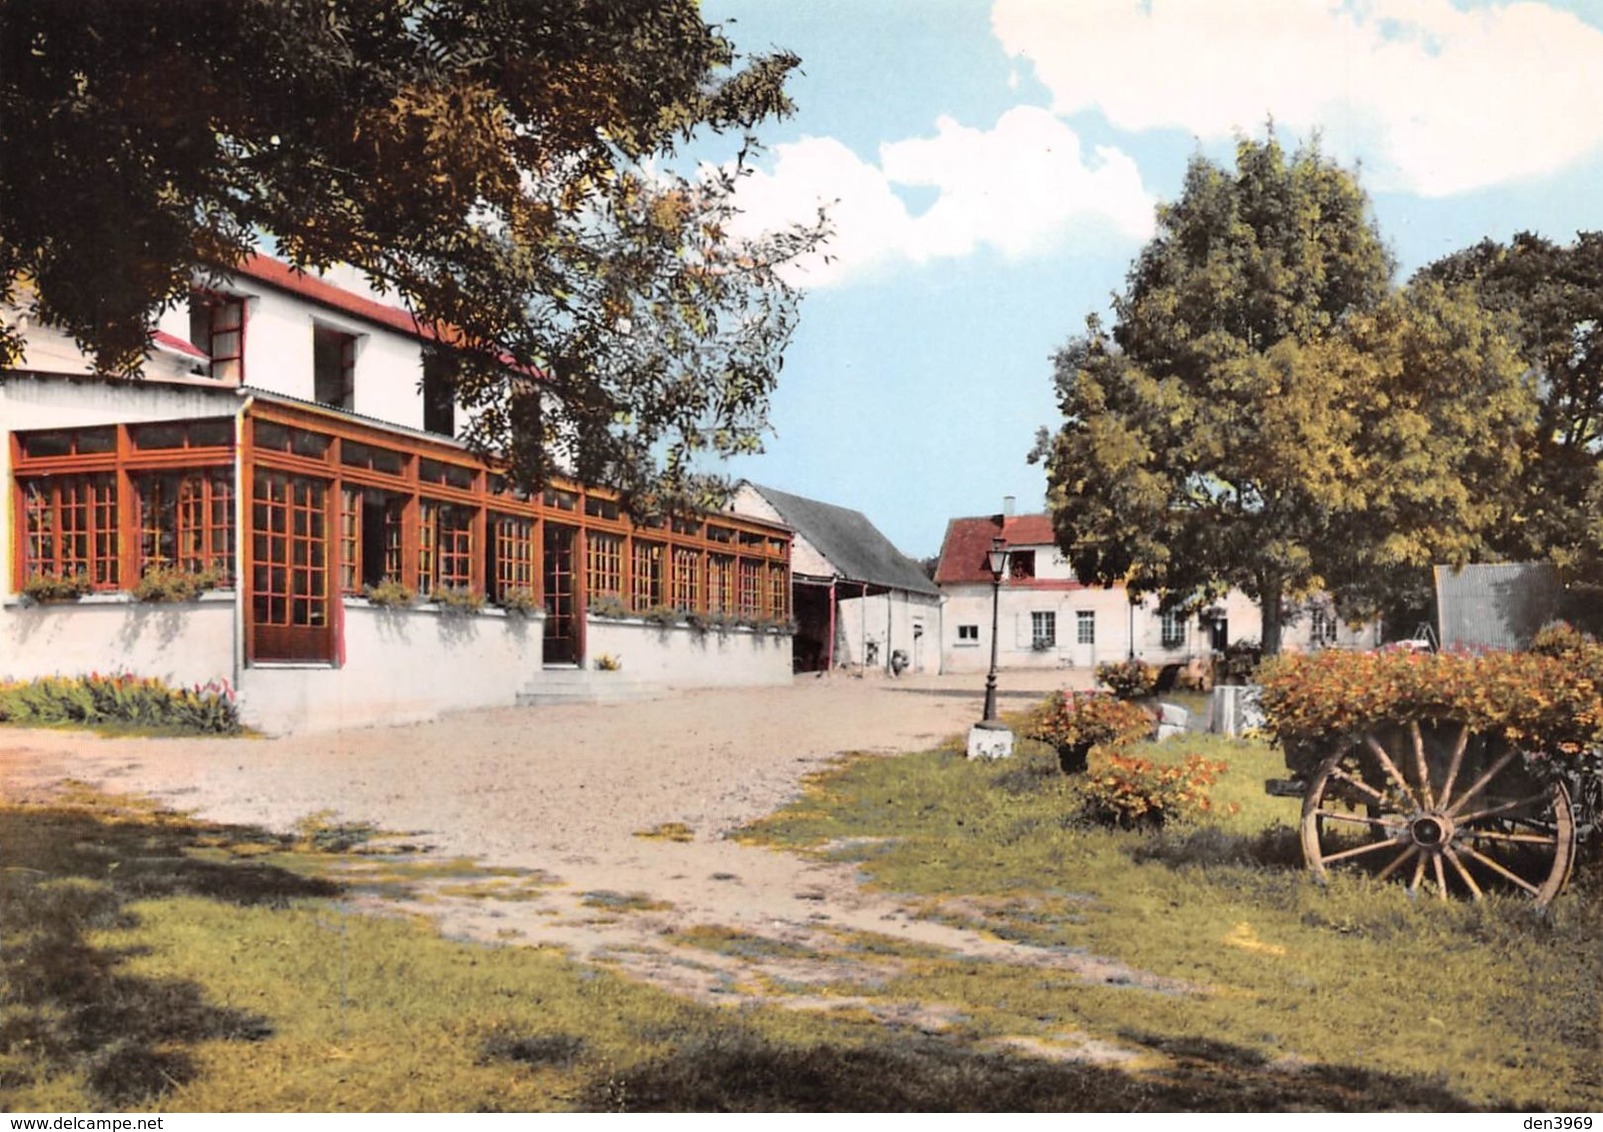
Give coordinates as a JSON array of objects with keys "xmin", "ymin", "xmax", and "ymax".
[{"xmin": 1300, "ymin": 720, "xmax": 1576, "ymax": 905}]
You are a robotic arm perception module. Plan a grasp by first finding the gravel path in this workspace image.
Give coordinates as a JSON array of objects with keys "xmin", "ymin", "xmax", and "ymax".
[{"xmin": 2, "ymin": 669, "xmax": 1195, "ymax": 1045}]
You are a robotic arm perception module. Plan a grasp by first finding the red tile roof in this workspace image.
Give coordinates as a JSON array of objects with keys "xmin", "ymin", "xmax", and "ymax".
[
  {"xmin": 934, "ymin": 513, "xmax": 1061, "ymax": 585},
  {"xmin": 150, "ymin": 329, "xmax": 209, "ymax": 360},
  {"xmin": 233, "ymin": 254, "xmax": 433, "ymax": 340}
]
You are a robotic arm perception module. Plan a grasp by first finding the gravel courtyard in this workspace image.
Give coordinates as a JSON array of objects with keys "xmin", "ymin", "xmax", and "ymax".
[{"xmin": 3, "ymin": 669, "xmax": 1191, "ymax": 1019}]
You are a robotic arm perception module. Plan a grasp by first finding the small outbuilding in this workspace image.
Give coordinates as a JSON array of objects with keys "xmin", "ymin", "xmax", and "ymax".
[{"xmin": 730, "ymin": 483, "xmax": 942, "ymax": 674}]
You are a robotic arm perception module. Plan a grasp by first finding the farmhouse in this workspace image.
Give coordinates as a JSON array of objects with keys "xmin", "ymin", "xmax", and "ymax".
[
  {"xmin": 934, "ymin": 503, "xmax": 1375, "ymax": 675},
  {"xmin": 1, "ymin": 256, "xmax": 795, "ymax": 733},
  {"xmin": 729, "ymin": 483, "xmax": 941, "ymax": 674}
]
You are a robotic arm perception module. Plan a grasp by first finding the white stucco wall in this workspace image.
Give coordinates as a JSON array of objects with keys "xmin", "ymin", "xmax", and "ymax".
[
  {"xmin": 830, "ymin": 590, "xmax": 943, "ymax": 674},
  {"xmin": 584, "ymin": 617, "xmax": 793, "ymax": 686},
  {"xmin": 238, "ymin": 601, "xmax": 546, "ymax": 734},
  {"xmin": 0, "ymin": 594, "xmax": 236, "ymax": 687}
]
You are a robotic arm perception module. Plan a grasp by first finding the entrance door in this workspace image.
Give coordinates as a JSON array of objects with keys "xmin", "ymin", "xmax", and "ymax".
[
  {"xmin": 542, "ymin": 523, "xmax": 579, "ymax": 664},
  {"xmin": 251, "ymin": 470, "xmax": 336, "ymax": 662}
]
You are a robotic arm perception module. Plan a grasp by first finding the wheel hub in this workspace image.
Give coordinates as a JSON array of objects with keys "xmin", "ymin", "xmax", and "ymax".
[{"xmin": 1409, "ymin": 812, "xmax": 1454, "ymax": 849}]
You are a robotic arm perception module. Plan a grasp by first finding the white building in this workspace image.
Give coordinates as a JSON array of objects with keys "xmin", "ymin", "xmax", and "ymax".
[
  {"xmin": 2, "ymin": 255, "xmax": 795, "ymax": 733},
  {"xmin": 934, "ymin": 507, "xmax": 1376, "ymax": 677}
]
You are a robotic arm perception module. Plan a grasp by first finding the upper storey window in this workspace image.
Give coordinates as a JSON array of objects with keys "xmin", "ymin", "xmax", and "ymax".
[
  {"xmin": 421, "ymin": 348, "xmax": 457, "ymax": 437},
  {"xmin": 189, "ymin": 292, "xmax": 245, "ymax": 381},
  {"xmin": 313, "ymin": 325, "xmax": 357, "ymax": 409}
]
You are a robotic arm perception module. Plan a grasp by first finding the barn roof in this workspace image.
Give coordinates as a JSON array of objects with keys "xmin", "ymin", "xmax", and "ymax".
[{"xmin": 742, "ymin": 484, "xmax": 938, "ymax": 596}]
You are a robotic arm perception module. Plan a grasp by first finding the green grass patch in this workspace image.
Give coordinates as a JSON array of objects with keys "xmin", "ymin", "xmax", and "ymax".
[{"xmin": 739, "ymin": 733, "xmax": 1603, "ymax": 1110}]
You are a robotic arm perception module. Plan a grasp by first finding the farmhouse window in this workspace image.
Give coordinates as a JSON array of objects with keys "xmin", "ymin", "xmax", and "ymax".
[
  {"xmin": 1009, "ymin": 550, "xmax": 1036, "ymax": 580},
  {"xmin": 737, "ymin": 559, "xmax": 762, "ymax": 616},
  {"xmin": 136, "ymin": 470, "xmax": 235, "ymax": 582},
  {"xmin": 767, "ymin": 564, "xmax": 788, "ymax": 619},
  {"xmin": 490, "ymin": 514, "xmax": 536, "ymax": 602},
  {"xmin": 338, "ymin": 487, "xmax": 405, "ymax": 594},
  {"xmin": 313, "ymin": 325, "xmax": 358, "ymax": 409},
  {"xmin": 671, "ymin": 546, "xmax": 701, "ymax": 610},
  {"xmin": 21, "ymin": 474, "xmax": 120, "ymax": 589},
  {"xmin": 1161, "ymin": 609, "xmax": 1187, "ymax": 649},
  {"xmin": 631, "ymin": 540, "xmax": 664, "ymax": 612},
  {"xmin": 419, "ymin": 500, "xmax": 474, "ymax": 595},
  {"xmin": 586, "ymin": 532, "xmax": 623, "ymax": 601},
  {"xmin": 957, "ymin": 624, "xmax": 979, "ymax": 642},
  {"xmin": 707, "ymin": 553, "xmax": 734, "ymax": 612},
  {"xmin": 190, "ymin": 292, "xmax": 245, "ymax": 382},
  {"xmin": 1031, "ymin": 611, "xmax": 1056, "ymax": 649},
  {"xmin": 1076, "ymin": 610, "xmax": 1096, "ymax": 645},
  {"xmin": 421, "ymin": 348, "xmax": 457, "ymax": 437}
]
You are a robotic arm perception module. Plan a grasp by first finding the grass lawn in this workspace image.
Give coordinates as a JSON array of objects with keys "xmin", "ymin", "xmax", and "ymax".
[{"xmin": 2, "ymin": 728, "xmax": 1598, "ymax": 1112}]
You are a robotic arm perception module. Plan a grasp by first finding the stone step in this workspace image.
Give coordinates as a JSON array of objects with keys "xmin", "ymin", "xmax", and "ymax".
[{"xmin": 516, "ymin": 668, "xmax": 661, "ymax": 706}]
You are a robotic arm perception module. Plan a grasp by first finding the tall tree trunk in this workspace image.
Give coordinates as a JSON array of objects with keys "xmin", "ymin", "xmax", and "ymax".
[{"xmin": 1260, "ymin": 576, "xmax": 1285, "ymax": 656}]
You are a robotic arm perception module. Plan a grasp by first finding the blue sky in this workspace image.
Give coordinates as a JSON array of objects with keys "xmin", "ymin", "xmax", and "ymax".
[{"xmin": 698, "ymin": 0, "xmax": 1603, "ymax": 559}]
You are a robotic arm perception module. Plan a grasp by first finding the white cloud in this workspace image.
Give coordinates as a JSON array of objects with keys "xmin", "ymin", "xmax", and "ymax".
[
  {"xmin": 992, "ymin": 0, "xmax": 1603, "ymax": 196},
  {"xmin": 727, "ymin": 108, "xmax": 1155, "ymax": 288}
]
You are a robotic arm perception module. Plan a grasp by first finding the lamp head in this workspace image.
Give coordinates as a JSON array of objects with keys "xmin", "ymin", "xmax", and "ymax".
[{"xmin": 987, "ymin": 537, "xmax": 1009, "ymax": 581}]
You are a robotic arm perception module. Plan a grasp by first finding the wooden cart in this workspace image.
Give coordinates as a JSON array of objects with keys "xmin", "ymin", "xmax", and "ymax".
[{"xmin": 1284, "ymin": 720, "xmax": 1599, "ymax": 905}]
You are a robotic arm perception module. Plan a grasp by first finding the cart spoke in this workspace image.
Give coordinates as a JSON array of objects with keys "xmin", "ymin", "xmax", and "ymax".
[
  {"xmin": 1328, "ymin": 765, "xmax": 1389, "ymax": 806},
  {"xmin": 1410, "ymin": 721, "xmax": 1435, "ymax": 810},
  {"xmin": 1431, "ymin": 852, "xmax": 1449, "ymax": 901},
  {"xmin": 1460, "ymin": 844, "xmax": 1542, "ymax": 896},
  {"xmin": 1445, "ymin": 749, "xmax": 1520, "ymax": 817},
  {"xmin": 1373, "ymin": 843, "xmax": 1418, "ymax": 882},
  {"xmin": 1316, "ymin": 810, "xmax": 1408, "ymax": 831},
  {"xmin": 1407, "ymin": 851, "xmax": 1428, "ymax": 896},
  {"xmin": 1454, "ymin": 792, "xmax": 1550, "ymax": 825},
  {"xmin": 1462, "ymin": 827, "xmax": 1559, "ymax": 846},
  {"xmin": 1436, "ymin": 723, "xmax": 1471, "ymax": 809},
  {"xmin": 1319, "ymin": 836, "xmax": 1408, "ymax": 866},
  {"xmin": 1364, "ymin": 733, "xmax": 1422, "ymax": 808},
  {"xmin": 1443, "ymin": 847, "xmax": 1483, "ymax": 901}
]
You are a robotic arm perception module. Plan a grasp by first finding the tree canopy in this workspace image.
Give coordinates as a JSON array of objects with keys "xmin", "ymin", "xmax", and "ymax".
[
  {"xmin": 1031, "ymin": 135, "xmax": 1534, "ymax": 652},
  {"xmin": 0, "ymin": 0, "xmax": 823, "ymax": 508},
  {"xmin": 1416, "ymin": 232, "xmax": 1603, "ymax": 583}
]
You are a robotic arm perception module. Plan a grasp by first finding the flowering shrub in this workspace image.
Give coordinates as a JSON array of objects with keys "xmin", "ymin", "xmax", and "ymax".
[
  {"xmin": 1258, "ymin": 648, "xmax": 1603, "ymax": 776},
  {"xmin": 430, "ymin": 586, "xmax": 485, "ymax": 615},
  {"xmin": 0, "ymin": 672, "xmax": 241, "ymax": 733},
  {"xmin": 1096, "ymin": 659, "xmax": 1159, "ymax": 700},
  {"xmin": 363, "ymin": 579, "xmax": 416, "ymax": 608},
  {"xmin": 497, "ymin": 587, "xmax": 541, "ymax": 617},
  {"xmin": 1079, "ymin": 750, "xmax": 1233, "ymax": 830},
  {"xmin": 1023, "ymin": 690, "xmax": 1155, "ymax": 772}
]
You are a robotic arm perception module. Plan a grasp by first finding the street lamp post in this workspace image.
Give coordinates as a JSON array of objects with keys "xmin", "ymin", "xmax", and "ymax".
[
  {"xmin": 981, "ymin": 536, "xmax": 1008, "ymax": 722},
  {"xmin": 967, "ymin": 536, "xmax": 1015, "ymax": 760}
]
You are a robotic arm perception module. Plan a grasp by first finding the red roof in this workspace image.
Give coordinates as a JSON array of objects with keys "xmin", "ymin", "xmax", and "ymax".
[
  {"xmin": 233, "ymin": 254, "xmax": 433, "ymax": 340},
  {"xmin": 150, "ymin": 329, "xmax": 209, "ymax": 360},
  {"xmin": 934, "ymin": 513, "xmax": 1061, "ymax": 585}
]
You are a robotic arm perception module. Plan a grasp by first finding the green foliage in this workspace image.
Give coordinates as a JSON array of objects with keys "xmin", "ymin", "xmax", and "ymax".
[
  {"xmin": 1095, "ymin": 659, "xmax": 1158, "ymax": 700},
  {"xmin": 1418, "ymin": 232, "xmax": 1603, "ymax": 582},
  {"xmin": 132, "ymin": 565, "xmax": 222, "ymax": 603},
  {"xmin": 21, "ymin": 571, "xmax": 90, "ymax": 603},
  {"xmin": 0, "ymin": 0, "xmax": 825, "ymax": 511},
  {"xmin": 0, "ymin": 673, "xmax": 241, "ymax": 735},
  {"xmin": 1031, "ymin": 132, "xmax": 1533, "ymax": 652},
  {"xmin": 1079, "ymin": 750, "xmax": 1233, "ymax": 830},
  {"xmin": 429, "ymin": 586, "xmax": 485, "ymax": 615},
  {"xmin": 1021, "ymin": 691, "xmax": 1154, "ymax": 771},
  {"xmin": 363, "ymin": 579, "xmax": 416, "ymax": 608}
]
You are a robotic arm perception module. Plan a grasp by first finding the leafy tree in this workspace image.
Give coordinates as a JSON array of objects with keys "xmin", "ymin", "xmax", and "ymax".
[
  {"xmin": 1031, "ymin": 135, "xmax": 1533, "ymax": 653},
  {"xmin": 0, "ymin": 0, "xmax": 823, "ymax": 507},
  {"xmin": 1416, "ymin": 232, "xmax": 1603, "ymax": 581}
]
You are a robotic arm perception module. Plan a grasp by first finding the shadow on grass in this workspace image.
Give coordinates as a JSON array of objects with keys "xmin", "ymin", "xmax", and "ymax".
[
  {"xmin": 1126, "ymin": 824, "xmax": 1305, "ymax": 872},
  {"xmin": 581, "ymin": 1029, "xmax": 1495, "ymax": 1112},
  {"xmin": 0, "ymin": 804, "xmax": 339, "ymax": 1106}
]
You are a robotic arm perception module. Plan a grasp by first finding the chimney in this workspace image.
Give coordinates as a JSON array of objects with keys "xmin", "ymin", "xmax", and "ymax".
[{"xmin": 1002, "ymin": 495, "xmax": 1016, "ymax": 517}]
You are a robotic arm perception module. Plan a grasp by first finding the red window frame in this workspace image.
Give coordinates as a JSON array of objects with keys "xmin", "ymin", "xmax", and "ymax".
[
  {"xmin": 20, "ymin": 474, "xmax": 120, "ymax": 590},
  {"xmin": 136, "ymin": 470, "xmax": 235, "ymax": 582}
]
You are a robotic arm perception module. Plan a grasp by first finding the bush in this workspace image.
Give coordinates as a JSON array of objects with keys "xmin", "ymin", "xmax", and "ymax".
[
  {"xmin": 132, "ymin": 564, "xmax": 221, "ymax": 603},
  {"xmin": 588, "ymin": 594, "xmax": 629, "ymax": 619},
  {"xmin": 1079, "ymin": 750, "xmax": 1232, "ymax": 830},
  {"xmin": 22, "ymin": 571, "xmax": 90, "ymax": 603},
  {"xmin": 0, "ymin": 673, "xmax": 241, "ymax": 734},
  {"xmin": 1022, "ymin": 690, "xmax": 1155, "ymax": 773},
  {"xmin": 1095, "ymin": 659, "xmax": 1158, "ymax": 700},
  {"xmin": 363, "ymin": 578, "xmax": 416, "ymax": 608}
]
